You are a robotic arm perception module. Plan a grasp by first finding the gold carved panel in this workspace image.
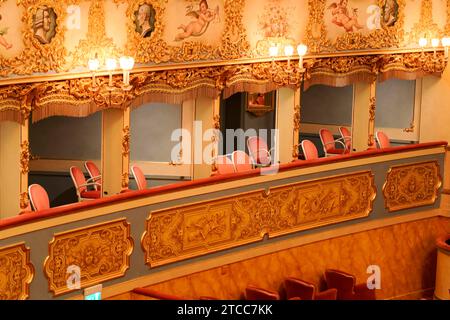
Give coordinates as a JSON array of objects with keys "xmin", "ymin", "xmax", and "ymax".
[
  {"xmin": 0, "ymin": 243, "xmax": 34, "ymax": 300},
  {"xmin": 44, "ymin": 219, "xmax": 133, "ymax": 296},
  {"xmin": 383, "ymin": 161, "xmax": 442, "ymax": 212},
  {"xmin": 142, "ymin": 171, "xmax": 376, "ymax": 267}
]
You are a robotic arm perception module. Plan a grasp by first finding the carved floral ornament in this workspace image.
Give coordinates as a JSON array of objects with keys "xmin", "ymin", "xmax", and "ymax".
[
  {"xmin": 142, "ymin": 170, "xmax": 377, "ymax": 267},
  {"xmin": 0, "ymin": 50, "xmax": 447, "ymax": 123}
]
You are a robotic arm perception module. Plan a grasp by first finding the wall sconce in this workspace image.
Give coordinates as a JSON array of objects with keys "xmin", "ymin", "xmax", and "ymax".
[
  {"xmin": 284, "ymin": 45, "xmax": 294, "ymax": 70},
  {"xmin": 269, "ymin": 45, "xmax": 279, "ymax": 68},
  {"xmin": 119, "ymin": 56, "xmax": 135, "ymax": 89},
  {"xmin": 442, "ymin": 37, "xmax": 450, "ymax": 59},
  {"xmin": 431, "ymin": 38, "xmax": 440, "ymax": 57},
  {"xmin": 418, "ymin": 37, "xmax": 428, "ymax": 55},
  {"xmin": 297, "ymin": 44, "xmax": 308, "ymax": 72},
  {"xmin": 88, "ymin": 57, "xmax": 100, "ymax": 89},
  {"xmin": 105, "ymin": 58, "xmax": 117, "ymax": 89}
]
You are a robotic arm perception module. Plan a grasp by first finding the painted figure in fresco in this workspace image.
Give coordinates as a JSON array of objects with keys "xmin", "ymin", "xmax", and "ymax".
[
  {"xmin": 327, "ymin": 0, "xmax": 364, "ymax": 32},
  {"xmin": 249, "ymin": 93, "xmax": 266, "ymax": 107},
  {"xmin": 0, "ymin": 15, "xmax": 12, "ymax": 50},
  {"xmin": 34, "ymin": 6, "xmax": 53, "ymax": 44},
  {"xmin": 137, "ymin": 3, "xmax": 155, "ymax": 38},
  {"xmin": 175, "ymin": 0, "xmax": 219, "ymax": 41},
  {"xmin": 382, "ymin": 0, "xmax": 398, "ymax": 27}
]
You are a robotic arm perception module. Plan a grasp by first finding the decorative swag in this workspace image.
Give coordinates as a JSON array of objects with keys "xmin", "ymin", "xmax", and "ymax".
[{"xmin": 0, "ymin": 51, "xmax": 446, "ymax": 124}]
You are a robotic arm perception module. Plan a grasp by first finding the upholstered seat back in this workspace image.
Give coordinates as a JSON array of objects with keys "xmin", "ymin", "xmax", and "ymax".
[
  {"xmin": 131, "ymin": 165, "xmax": 147, "ymax": 190},
  {"xmin": 70, "ymin": 166, "xmax": 88, "ymax": 193},
  {"xmin": 28, "ymin": 184, "xmax": 50, "ymax": 211},
  {"xmin": 216, "ymin": 155, "xmax": 235, "ymax": 175},
  {"xmin": 232, "ymin": 150, "xmax": 253, "ymax": 172},
  {"xmin": 376, "ymin": 131, "xmax": 391, "ymax": 148},
  {"xmin": 339, "ymin": 126, "xmax": 352, "ymax": 151},
  {"xmin": 245, "ymin": 285, "xmax": 280, "ymax": 300},
  {"xmin": 85, "ymin": 161, "xmax": 102, "ymax": 190},
  {"xmin": 247, "ymin": 136, "xmax": 271, "ymax": 165},
  {"xmin": 301, "ymin": 140, "xmax": 319, "ymax": 160}
]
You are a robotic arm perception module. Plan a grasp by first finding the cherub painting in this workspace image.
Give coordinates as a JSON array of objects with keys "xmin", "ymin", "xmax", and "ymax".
[
  {"xmin": 0, "ymin": 14, "xmax": 12, "ymax": 50},
  {"xmin": 327, "ymin": 0, "xmax": 363, "ymax": 32},
  {"xmin": 175, "ymin": 0, "xmax": 219, "ymax": 42}
]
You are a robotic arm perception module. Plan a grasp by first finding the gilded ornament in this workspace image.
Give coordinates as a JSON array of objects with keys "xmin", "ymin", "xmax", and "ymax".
[
  {"xmin": 383, "ymin": 161, "xmax": 442, "ymax": 212},
  {"xmin": 44, "ymin": 219, "xmax": 133, "ymax": 296},
  {"xmin": 0, "ymin": 243, "xmax": 34, "ymax": 300},
  {"xmin": 142, "ymin": 171, "xmax": 376, "ymax": 267}
]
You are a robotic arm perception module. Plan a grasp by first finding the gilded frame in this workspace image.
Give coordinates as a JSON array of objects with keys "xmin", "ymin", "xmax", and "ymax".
[
  {"xmin": 141, "ymin": 170, "xmax": 376, "ymax": 267},
  {"xmin": 43, "ymin": 218, "xmax": 134, "ymax": 297},
  {"xmin": 382, "ymin": 160, "xmax": 442, "ymax": 212},
  {"xmin": 0, "ymin": 242, "xmax": 35, "ymax": 300},
  {"xmin": 8, "ymin": 0, "xmax": 67, "ymax": 75},
  {"xmin": 305, "ymin": 0, "xmax": 405, "ymax": 53}
]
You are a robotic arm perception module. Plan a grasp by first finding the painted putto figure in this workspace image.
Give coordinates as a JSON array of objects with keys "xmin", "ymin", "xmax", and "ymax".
[
  {"xmin": 175, "ymin": 0, "xmax": 219, "ymax": 41},
  {"xmin": 0, "ymin": 15, "xmax": 12, "ymax": 49},
  {"xmin": 327, "ymin": 0, "xmax": 363, "ymax": 32}
]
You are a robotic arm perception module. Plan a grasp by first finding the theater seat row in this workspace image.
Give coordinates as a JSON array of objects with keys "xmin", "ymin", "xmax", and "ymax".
[{"xmin": 132, "ymin": 269, "xmax": 376, "ymax": 300}]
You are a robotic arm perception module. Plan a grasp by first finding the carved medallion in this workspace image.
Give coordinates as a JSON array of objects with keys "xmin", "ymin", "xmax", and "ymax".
[
  {"xmin": 383, "ymin": 161, "xmax": 442, "ymax": 212},
  {"xmin": 0, "ymin": 243, "xmax": 34, "ymax": 300},
  {"xmin": 142, "ymin": 171, "xmax": 376, "ymax": 267},
  {"xmin": 44, "ymin": 219, "xmax": 133, "ymax": 296}
]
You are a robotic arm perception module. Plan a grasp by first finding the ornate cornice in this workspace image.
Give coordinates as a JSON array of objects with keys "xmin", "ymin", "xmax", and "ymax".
[{"xmin": 0, "ymin": 51, "xmax": 446, "ymax": 123}]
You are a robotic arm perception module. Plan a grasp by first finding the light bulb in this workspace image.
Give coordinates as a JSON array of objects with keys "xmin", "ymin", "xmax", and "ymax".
[
  {"xmin": 106, "ymin": 58, "xmax": 117, "ymax": 71},
  {"xmin": 120, "ymin": 56, "xmax": 135, "ymax": 71},
  {"xmin": 284, "ymin": 45, "xmax": 294, "ymax": 57},
  {"xmin": 297, "ymin": 44, "xmax": 307, "ymax": 56},
  {"xmin": 88, "ymin": 58, "xmax": 100, "ymax": 72},
  {"xmin": 269, "ymin": 46, "xmax": 279, "ymax": 57},
  {"xmin": 442, "ymin": 37, "xmax": 450, "ymax": 47},
  {"xmin": 418, "ymin": 38, "xmax": 428, "ymax": 48},
  {"xmin": 431, "ymin": 38, "xmax": 440, "ymax": 48}
]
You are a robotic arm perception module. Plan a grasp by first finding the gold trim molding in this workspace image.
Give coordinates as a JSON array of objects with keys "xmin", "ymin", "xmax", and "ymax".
[
  {"xmin": 44, "ymin": 218, "xmax": 133, "ymax": 296},
  {"xmin": 0, "ymin": 243, "xmax": 34, "ymax": 300},
  {"xmin": 0, "ymin": 51, "xmax": 446, "ymax": 123},
  {"xmin": 142, "ymin": 170, "xmax": 376, "ymax": 267},
  {"xmin": 383, "ymin": 161, "xmax": 442, "ymax": 212}
]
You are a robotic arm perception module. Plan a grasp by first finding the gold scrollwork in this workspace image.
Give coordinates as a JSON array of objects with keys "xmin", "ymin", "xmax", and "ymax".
[
  {"xmin": 122, "ymin": 125, "xmax": 130, "ymax": 157},
  {"xmin": 0, "ymin": 243, "xmax": 34, "ymax": 300},
  {"xmin": 20, "ymin": 140, "xmax": 30, "ymax": 174},
  {"xmin": 68, "ymin": 0, "xmax": 122, "ymax": 69},
  {"xmin": 6, "ymin": 0, "xmax": 68, "ymax": 75},
  {"xmin": 383, "ymin": 161, "xmax": 442, "ymax": 212},
  {"xmin": 44, "ymin": 219, "xmax": 133, "ymax": 296},
  {"xmin": 0, "ymin": 52, "xmax": 447, "ymax": 123},
  {"xmin": 409, "ymin": 0, "xmax": 442, "ymax": 44},
  {"xmin": 142, "ymin": 171, "xmax": 376, "ymax": 267}
]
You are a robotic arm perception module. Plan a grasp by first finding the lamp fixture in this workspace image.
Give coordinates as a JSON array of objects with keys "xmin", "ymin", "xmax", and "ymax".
[
  {"xmin": 442, "ymin": 37, "xmax": 450, "ymax": 59},
  {"xmin": 87, "ymin": 55, "xmax": 135, "ymax": 109},
  {"xmin": 284, "ymin": 45, "xmax": 294, "ymax": 69},
  {"xmin": 297, "ymin": 44, "xmax": 308, "ymax": 72}
]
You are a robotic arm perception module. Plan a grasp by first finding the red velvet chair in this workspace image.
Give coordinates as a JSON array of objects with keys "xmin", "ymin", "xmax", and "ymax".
[
  {"xmin": 375, "ymin": 131, "xmax": 391, "ymax": 149},
  {"xmin": 69, "ymin": 166, "xmax": 101, "ymax": 201},
  {"xmin": 247, "ymin": 136, "xmax": 272, "ymax": 167},
  {"xmin": 84, "ymin": 161, "xmax": 102, "ymax": 191},
  {"xmin": 339, "ymin": 126, "xmax": 352, "ymax": 152},
  {"xmin": 284, "ymin": 277, "xmax": 337, "ymax": 300},
  {"xmin": 131, "ymin": 165, "xmax": 147, "ymax": 190},
  {"xmin": 28, "ymin": 184, "xmax": 50, "ymax": 211},
  {"xmin": 319, "ymin": 128, "xmax": 348, "ymax": 157},
  {"xmin": 215, "ymin": 155, "xmax": 235, "ymax": 175},
  {"xmin": 132, "ymin": 288, "xmax": 187, "ymax": 300},
  {"xmin": 245, "ymin": 286, "xmax": 280, "ymax": 300},
  {"xmin": 325, "ymin": 269, "xmax": 376, "ymax": 300},
  {"xmin": 301, "ymin": 140, "xmax": 319, "ymax": 160},
  {"xmin": 232, "ymin": 150, "xmax": 253, "ymax": 173}
]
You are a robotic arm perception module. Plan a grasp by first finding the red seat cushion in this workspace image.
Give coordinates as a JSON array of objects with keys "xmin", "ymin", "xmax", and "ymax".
[{"xmin": 80, "ymin": 190, "xmax": 101, "ymax": 199}]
